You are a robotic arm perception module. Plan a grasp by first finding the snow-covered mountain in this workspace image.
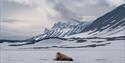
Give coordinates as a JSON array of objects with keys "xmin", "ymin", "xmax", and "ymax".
[
  {"xmin": 0, "ymin": 4, "xmax": 125, "ymax": 45},
  {"xmin": 27, "ymin": 19, "xmax": 91, "ymax": 42},
  {"xmin": 68, "ymin": 4, "xmax": 125, "ymax": 37},
  {"xmin": 88, "ymin": 4, "xmax": 125, "ymax": 35},
  {"xmin": 32, "ymin": 4, "xmax": 125, "ymax": 41}
]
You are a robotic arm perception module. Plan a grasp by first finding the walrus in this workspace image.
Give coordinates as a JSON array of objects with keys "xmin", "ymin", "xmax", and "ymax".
[{"xmin": 54, "ymin": 52, "xmax": 73, "ymax": 61}]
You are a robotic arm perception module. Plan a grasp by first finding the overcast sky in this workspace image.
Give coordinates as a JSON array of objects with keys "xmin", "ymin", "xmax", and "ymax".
[{"xmin": 0, "ymin": 0, "xmax": 125, "ymax": 39}]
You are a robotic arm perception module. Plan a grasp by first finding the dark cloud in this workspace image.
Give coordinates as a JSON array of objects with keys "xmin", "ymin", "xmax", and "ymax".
[
  {"xmin": 0, "ymin": 0, "xmax": 32, "ymax": 20},
  {"xmin": 46, "ymin": 0, "xmax": 114, "ymax": 20}
]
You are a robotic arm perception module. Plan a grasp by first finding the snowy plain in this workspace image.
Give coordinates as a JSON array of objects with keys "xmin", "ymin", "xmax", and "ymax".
[{"xmin": 0, "ymin": 38, "xmax": 124, "ymax": 63}]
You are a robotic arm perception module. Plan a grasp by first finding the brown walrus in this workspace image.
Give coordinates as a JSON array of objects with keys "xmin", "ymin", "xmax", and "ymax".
[{"xmin": 54, "ymin": 52, "xmax": 73, "ymax": 61}]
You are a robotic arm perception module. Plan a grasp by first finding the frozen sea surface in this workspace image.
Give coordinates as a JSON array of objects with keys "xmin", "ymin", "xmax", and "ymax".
[
  {"xmin": 0, "ymin": 49, "xmax": 124, "ymax": 63},
  {"xmin": 0, "ymin": 40, "xmax": 125, "ymax": 63}
]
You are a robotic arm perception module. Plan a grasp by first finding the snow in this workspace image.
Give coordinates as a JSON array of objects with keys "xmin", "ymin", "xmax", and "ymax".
[
  {"xmin": 0, "ymin": 39, "xmax": 124, "ymax": 63},
  {"xmin": 97, "ymin": 26, "xmax": 125, "ymax": 37},
  {"xmin": 65, "ymin": 31, "xmax": 93, "ymax": 38},
  {"xmin": 0, "ymin": 49, "xmax": 124, "ymax": 63},
  {"xmin": 65, "ymin": 25, "xmax": 125, "ymax": 38}
]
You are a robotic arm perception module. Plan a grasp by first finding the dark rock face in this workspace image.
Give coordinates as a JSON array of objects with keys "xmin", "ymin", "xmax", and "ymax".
[
  {"xmin": 54, "ymin": 52, "xmax": 73, "ymax": 61},
  {"xmin": 76, "ymin": 39, "xmax": 87, "ymax": 43}
]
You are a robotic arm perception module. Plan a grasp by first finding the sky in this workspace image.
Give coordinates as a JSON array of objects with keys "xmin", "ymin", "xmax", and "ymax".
[{"xmin": 0, "ymin": 0, "xmax": 125, "ymax": 39}]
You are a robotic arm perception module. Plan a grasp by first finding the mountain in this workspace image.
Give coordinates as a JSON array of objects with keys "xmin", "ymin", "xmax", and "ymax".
[
  {"xmin": 26, "ymin": 19, "xmax": 91, "ymax": 42},
  {"xmin": 0, "ymin": 4, "xmax": 125, "ymax": 45},
  {"xmin": 35, "ymin": 4, "xmax": 125, "ymax": 39},
  {"xmin": 69, "ymin": 4, "xmax": 125, "ymax": 37}
]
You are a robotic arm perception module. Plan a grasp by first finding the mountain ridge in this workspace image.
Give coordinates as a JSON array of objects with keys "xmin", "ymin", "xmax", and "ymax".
[{"xmin": 0, "ymin": 4, "xmax": 125, "ymax": 45}]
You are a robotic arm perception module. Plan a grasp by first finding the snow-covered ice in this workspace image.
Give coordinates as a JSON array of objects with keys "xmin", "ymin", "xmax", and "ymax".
[{"xmin": 0, "ymin": 39, "xmax": 124, "ymax": 63}]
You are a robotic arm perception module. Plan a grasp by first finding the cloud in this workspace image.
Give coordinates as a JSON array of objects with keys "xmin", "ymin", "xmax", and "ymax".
[
  {"xmin": 8, "ymin": 0, "xmax": 62, "ymax": 21},
  {"xmin": 1, "ymin": 0, "xmax": 124, "ymax": 39},
  {"xmin": 106, "ymin": 0, "xmax": 125, "ymax": 7},
  {"xmin": 0, "ymin": 19, "xmax": 47, "ymax": 39},
  {"xmin": 7, "ymin": 0, "xmax": 125, "ymax": 21}
]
